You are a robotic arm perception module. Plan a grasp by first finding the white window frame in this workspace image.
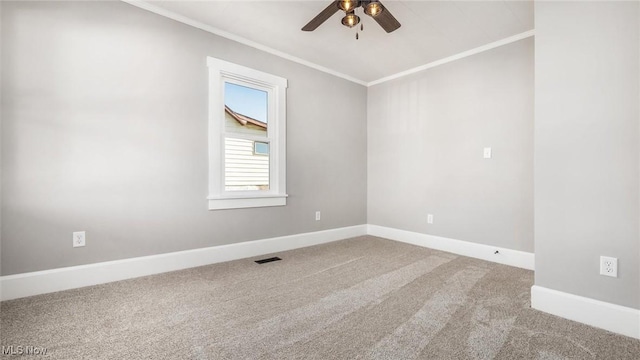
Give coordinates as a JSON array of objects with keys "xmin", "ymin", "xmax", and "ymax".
[{"xmin": 207, "ymin": 57, "xmax": 287, "ymax": 210}]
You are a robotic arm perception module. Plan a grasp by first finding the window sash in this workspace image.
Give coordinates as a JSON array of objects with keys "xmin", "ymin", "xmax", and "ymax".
[{"xmin": 220, "ymin": 77, "xmax": 275, "ymax": 197}]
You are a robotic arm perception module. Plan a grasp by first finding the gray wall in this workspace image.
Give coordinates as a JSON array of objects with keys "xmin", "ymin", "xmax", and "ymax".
[
  {"xmin": 535, "ymin": 1, "xmax": 639, "ymax": 309},
  {"xmin": 368, "ymin": 38, "xmax": 534, "ymax": 253},
  {"xmin": 0, "ymin": 1, "xmax": 367, "ymax": 275}
]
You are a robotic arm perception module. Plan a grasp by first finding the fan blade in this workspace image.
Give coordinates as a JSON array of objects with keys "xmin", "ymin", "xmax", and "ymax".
[
  {"xmin": 302, "ymin": 1, "xmax": 339, "ymax": 31},
  {"xmin": 372, "ymin": 3, "xmax": 401, "ymax": 33}
]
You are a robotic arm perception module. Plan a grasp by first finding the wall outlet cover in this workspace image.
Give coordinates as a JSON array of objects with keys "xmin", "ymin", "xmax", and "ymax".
[
  {"xmin": 73, "ymin": 231, "xmax": 86, "ymax": 248},
  {"xmin": 599, "ymin": 256, "xmax": 617, "ymax": 277}
]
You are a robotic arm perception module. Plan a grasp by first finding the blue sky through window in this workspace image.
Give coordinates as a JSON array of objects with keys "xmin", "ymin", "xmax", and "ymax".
[{"xmin": 224, "ymin": 82, "xmax": 268, "ymax": 123}]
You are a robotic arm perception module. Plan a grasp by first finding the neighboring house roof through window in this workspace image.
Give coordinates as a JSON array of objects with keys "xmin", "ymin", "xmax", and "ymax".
[{"xmin": 225, "ymin": 105, "xmax": 267, "ymax": 129}]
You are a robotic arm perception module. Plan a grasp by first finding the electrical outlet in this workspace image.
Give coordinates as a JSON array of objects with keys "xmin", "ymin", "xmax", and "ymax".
[
  {"xmin": 483, "ymin": 147, "xmax": 492, "ymax": 159},
  {"xmin": 600, "ymin": 256, "xmax": 617, "ymax": 277},
  {"xmin": 315, "ymin": 211, "xmax": 321, "ymax": 221},
  {"xmin": 73, "ymin": 231, "xmax": 86, "ymax": 248},
  {"xmin": 427, "ymin": 214, "xmax": 434, "ymax": 224}
]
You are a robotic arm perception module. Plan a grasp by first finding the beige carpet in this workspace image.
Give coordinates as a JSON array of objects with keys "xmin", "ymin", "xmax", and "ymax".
[{"xmin": 1, "ymin": 236, "xmax": 639, "ymax": 359}]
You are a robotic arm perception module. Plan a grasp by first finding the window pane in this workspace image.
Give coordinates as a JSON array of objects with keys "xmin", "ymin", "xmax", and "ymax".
[
  {"xmin": 225, "ymin": 137, "xmax": 269, "ymax": 191},
  {"xmin": 224, "ymin": 82, "xmax": 268, "ymax": 137},
  {"xmin": 254, "ymin": 141, "xmax": 269, "ymax": 155}
]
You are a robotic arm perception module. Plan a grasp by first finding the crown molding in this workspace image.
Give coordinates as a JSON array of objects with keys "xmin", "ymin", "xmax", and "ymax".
[
  {"xmin": 122, "ymin": 1, "xmax": 533, "ymax": 88},
  {"xmin": 120, "ymin": 0, "xmax": 368, "ymax": 86},
  {"xmin": 367, "ymin": 29, "xmax": 535, "ymax": 86}
]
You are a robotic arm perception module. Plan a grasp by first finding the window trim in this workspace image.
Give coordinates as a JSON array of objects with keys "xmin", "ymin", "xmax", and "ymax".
[{"xmin": 207, "ymin": 57, "xmax": 287, "ymax": 210}]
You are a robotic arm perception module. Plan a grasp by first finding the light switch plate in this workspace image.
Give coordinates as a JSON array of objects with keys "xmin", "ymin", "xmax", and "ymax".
[{"xmin": 483, "ymin": 147, "xmax": 492, "ymax": 159}]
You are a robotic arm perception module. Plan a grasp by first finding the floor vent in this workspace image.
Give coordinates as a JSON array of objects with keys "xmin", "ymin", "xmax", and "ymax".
[{"xmin": 254, "ymin": 257, "xmax": 282, "ymax": 264}]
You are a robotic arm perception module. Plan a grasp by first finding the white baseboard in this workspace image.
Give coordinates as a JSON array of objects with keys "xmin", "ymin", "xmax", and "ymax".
[
  {"xmin": 367, "ymin": 224, "xmax": 534, "ymax": 270},
  {"xmin": 531, "ymin": 285, "xmax": 640, "ymax": 339},
  {"xmin": 5, "ymin": 223, "xmax": 638, "ymax": 341},
  {"xmin": 0, "ymin": 225, "xmax": 367, "ymax": 301}
]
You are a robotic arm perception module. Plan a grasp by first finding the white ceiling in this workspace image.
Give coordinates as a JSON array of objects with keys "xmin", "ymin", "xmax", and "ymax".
[{"xmin": 141, "ymin": 1, "xmax": 534, "ymax": 84}]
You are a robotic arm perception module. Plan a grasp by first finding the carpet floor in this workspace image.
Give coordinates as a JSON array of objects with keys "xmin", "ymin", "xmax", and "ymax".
[{"xmin": 1, "ymin": 236, "xmax": 639, "ymax": 359}]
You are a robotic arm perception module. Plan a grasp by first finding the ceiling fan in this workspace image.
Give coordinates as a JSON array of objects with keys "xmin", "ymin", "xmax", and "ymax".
[{"xmin": 302, "ymin": 0, "xmax": 401, "ymax": 35}]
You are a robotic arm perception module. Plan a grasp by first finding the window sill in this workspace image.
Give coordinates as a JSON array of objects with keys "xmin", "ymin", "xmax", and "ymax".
[{"xmin": 207, "ymin": 194, "xmax": 288, "ymax": 210}]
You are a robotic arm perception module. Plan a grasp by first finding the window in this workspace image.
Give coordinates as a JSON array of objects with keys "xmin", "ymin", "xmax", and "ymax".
[
  {"xmin": 254, "ymin": 141, "xmax": 269, "ymax": 156},
  {"xmin": 207, "ymin": 57, "xmax": 287, "ymax": 210}
]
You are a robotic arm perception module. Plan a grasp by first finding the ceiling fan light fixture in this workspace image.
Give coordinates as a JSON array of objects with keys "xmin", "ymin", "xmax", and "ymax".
[
  {"xmin": 341, "ymin": 11, "xmax": 360, "ymax": 28},
  {"xmin": 302, "ymin": 0, "xmax": 400, "ymax": 34},
  {"xmin": 364, "ymin": 1, "xmax": 384, "ymax": 17},
  {"xmin": 338, "ymin": 0, "xmax": 359, "ymax": 12}
]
